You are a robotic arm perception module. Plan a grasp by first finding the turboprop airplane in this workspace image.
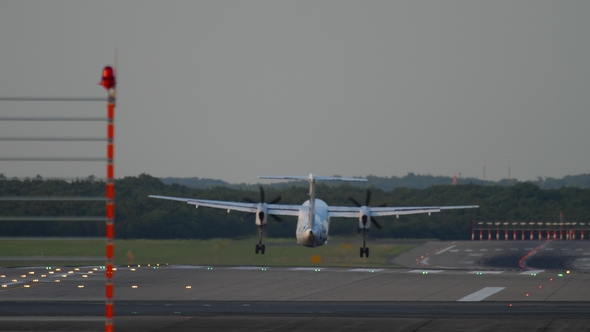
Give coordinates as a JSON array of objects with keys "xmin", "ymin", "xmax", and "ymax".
[{"xmin": 149, "ymin": 173, "xmax": 478, "ymax": 258}]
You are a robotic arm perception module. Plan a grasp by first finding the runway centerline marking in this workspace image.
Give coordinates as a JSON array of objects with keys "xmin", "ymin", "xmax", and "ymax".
[
  {"xmin": 408, "ymin": 270, "xmax": 443, "ymax": 274},
  {"xmin": 457, "ymin": 287, "xmax": 505, "ymax": 302},
  {"xmin": 520, "ymin": 270, "xmax": 544, "ymax": 275},
  {"xmin": 435, "ymin": 245, "xmax": 456, "ymax": 255},
  {"xmin": 348, "ymin": 269, "xmax": 383, "ymax": 272}
]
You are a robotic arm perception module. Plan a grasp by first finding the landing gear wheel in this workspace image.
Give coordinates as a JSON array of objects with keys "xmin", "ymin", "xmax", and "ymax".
[
  {"xmin": 255, "ymin": 244, "xmax": 260, "ymax": 254},
  {"xmin": 261, "ymin": 244, "xmax": 266, "ymax": 255},
  {"xmin": 360, "ymin": 247, "xmax": 369, "ymax": 258}
]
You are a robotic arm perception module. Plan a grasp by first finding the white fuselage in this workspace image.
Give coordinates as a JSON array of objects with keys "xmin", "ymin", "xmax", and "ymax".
[{"xmin": 296, "ymin": 199, "xmax": 329, "ymax": 247}]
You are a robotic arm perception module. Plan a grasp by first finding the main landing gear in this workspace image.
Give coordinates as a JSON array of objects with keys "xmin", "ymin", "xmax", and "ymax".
[
  {"xmin": 255, "ymin": 225, "xmax": 266, "ymax": 255},
  {"xmin": 360, "ymin": 235, "xmax": 369, "ymax": 258}
]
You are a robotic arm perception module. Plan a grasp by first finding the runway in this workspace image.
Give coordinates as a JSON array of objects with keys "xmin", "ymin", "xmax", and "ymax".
[
  {"xmin": 1, "ymin": 240, "xmax": 589, "ymax": 331},
  {"xmin": 393, "ymin": 239, "xmax": 590, "ymax": 270}
]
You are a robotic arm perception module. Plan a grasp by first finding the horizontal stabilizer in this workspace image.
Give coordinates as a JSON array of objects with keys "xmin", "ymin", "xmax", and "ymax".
[{"xmin": 259, "ymin": 173, "xmax": 367, "ymax": 182}]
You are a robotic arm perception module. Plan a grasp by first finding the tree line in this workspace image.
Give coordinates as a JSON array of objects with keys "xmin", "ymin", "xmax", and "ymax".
[
  {"xmin": 1, "ymin": 174, "xmax": 589, "ymax": 240},
  {"xmin": 161, "ymin": 172, "xmax": 590, "ymax": 190}
]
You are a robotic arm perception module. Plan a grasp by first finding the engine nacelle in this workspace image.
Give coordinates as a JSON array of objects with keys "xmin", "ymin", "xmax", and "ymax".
[
  {"xmin": 255, "ymin": 203, "xmax": 268, "ymax": 226},
  {"xmin": 358, "ymin": 206, "xmax": 371, "ymax": 230}
]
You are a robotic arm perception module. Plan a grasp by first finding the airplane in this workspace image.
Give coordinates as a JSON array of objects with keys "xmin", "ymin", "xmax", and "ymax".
[{"xmin": 149, "ymin": 173, "xmax": 479, "ymax": 258}]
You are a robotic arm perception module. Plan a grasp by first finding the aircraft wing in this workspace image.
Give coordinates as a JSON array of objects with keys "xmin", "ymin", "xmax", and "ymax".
[
  {"xmin": 327, "ymin": 205, "xmax": 479, "ymax": 218},
  {"xmin": 148, "ymin": 195, "xmax": 301, "ymax": 216}
]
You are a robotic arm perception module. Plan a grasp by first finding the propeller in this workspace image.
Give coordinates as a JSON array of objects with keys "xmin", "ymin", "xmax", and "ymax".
[
  {"xmin": 242, "ymin": 186, "xmax": 282, "ymax": 222},
  {"xmin": 348, "ymin": 189, "xmax": 384, "ymax": 231}
]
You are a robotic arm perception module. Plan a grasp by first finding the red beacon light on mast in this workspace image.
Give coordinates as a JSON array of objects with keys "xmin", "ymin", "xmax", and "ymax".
[{"xmin": 100, "ymin": 66, "xmax": 116, "ymax": 91}]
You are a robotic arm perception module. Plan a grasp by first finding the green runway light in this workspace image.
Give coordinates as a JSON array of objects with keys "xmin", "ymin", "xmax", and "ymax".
[
  {"xmin": 422, "ymin": 271, "xmax": 428, "ymax": 275},
  {"xmin": 261, "ymin": 268, "xmax": 267, "ymax": 271},
  {"xmin": 531, "ymin": 273, "xmax": 537, "ymax": 276},
  {"xmin": 476, "ymin": 272, "xmax": 483, "ymax": 275},
  {"xmin": 315, "ymin": 269, "xmax": 321, "ymax": 272},
  {"xmin": 207, "ymin": 267, "xmax": 213, "ymax": 270},
  {"xmin": 558, "ymin": 273, "xmax": 564, "ymax": 277}
]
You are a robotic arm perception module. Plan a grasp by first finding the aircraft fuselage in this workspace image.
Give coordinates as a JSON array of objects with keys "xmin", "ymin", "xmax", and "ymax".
[{"xmin": 296, "ymin": 199, "xmax": 329, "ymax": 247}]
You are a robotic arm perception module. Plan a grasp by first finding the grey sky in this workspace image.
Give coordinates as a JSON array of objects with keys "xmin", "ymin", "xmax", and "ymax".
[{"xmin": 1, "ymin": 1, "xmax": 588, "ymax": 183}]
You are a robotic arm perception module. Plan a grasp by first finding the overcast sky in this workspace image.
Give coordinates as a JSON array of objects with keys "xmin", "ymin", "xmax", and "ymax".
[{"xmin": 1, "ymin": 1, "xmax": 588, "ymax": 183}]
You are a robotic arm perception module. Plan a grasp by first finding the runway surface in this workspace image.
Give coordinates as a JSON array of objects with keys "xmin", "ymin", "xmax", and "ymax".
[{"xmin": 1, "ymin": 240, "xmax": 589, "ymax": 331}]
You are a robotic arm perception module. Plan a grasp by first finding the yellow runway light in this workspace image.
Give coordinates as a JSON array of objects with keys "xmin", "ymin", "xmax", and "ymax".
[
  {"xmin": 21, "ymin": 275, "xmax": 26, "ymax": 278},
  {"xmin": 33, "ymin": 279, "xmax": 39, "ymax": 282},
  {"xmin": 55, "ymin": 268, "xmax": 61, "ymax": 272},
  {"xmin": 132, "ymin": 285, "xmax": 138, "ymax": 289},
  {"xmin": 41, "ymin": 275, "xmax": 46, "ymax": 278},
  {"xmin": 68, "ymin": 271, "xmax": 74, "ymax": 274},
  {"xmin": 82, "ymin": 275, "xmax": 88, "ymax": 278},
  {"xmin": 1, "ymin": 285, "xmax": 7, "ymax": 288},
  {"xmin": 186, "ymin": 286, "xmax": 192, "ymax": 289},
  {"xmin": 11, "ymin": 279, "xmax": 17, "ymax": 282},
  {"xmin": 24, "ymin": 285, "xmax": 30, "ymax": 288},
  {"xmin": 28, "ymin": 271, "xmax": 34, "ymax": 275},
  {"xmin": 55, "ymin": 280, "xmax": 60, "ymax": 283},
  {"xmin": 74, "ymin": 268, "xmax": 80, "ymax": 271},
  {"xmin": 78, "ymin": 285, "xmax": 84, "ymax": 288},
  {"xmin": 49, "ymin": 271, "xmax": 54, "ymax": 274}
]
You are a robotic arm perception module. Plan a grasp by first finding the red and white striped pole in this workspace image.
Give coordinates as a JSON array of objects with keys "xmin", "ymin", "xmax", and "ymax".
[{"xmin": 101, "ymin": 66, "xmax": 116, "ymax": 332}]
